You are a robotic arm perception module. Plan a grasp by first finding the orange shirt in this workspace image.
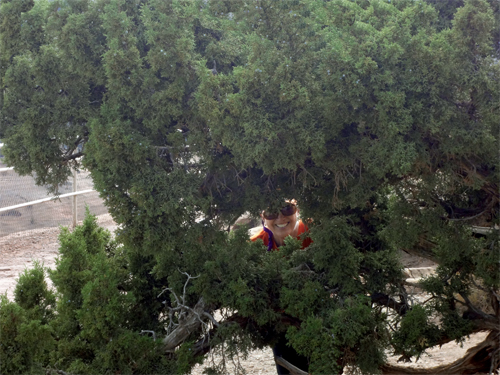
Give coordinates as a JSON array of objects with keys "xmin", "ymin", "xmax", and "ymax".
[{"xmin": 250, "ymin": 220, "xmax": 312, "ymax": 250}]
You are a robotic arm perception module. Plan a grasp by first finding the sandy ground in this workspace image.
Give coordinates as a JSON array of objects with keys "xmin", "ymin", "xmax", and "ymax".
[{"xmin": 0, "ymin": 216, "xmax": 493, "ymax": 374}]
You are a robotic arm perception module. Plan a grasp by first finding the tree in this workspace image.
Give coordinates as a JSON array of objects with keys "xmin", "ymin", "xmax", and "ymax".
[{"xmin": 1, "ymin": 0, "xmax": 498, "ymax": 374}]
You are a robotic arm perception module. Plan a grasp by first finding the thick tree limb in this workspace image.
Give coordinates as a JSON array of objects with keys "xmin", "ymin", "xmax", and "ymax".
[
  {"xmin": 274, "ymin": 356, "xmax": 309, "ymax": 375},
  {"xmin": 62, "ymin": 152, "xmax": 84, "ymax": 161},
  {"xmin": 466, "ymin": 312, "xmax": 500, "ymax": 332},
  {"xmin": 163, "ymin": 297, "xmax": 207, "ymax": 352},
  {"xmin": 159, "ymin": 271, "xmax": 219, "ymax": 352},
  {"xmin": 381, "ymin": 331, "xmax": 499, "ymax": 375}
]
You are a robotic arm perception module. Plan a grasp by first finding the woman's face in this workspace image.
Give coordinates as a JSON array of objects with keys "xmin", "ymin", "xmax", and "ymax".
[{"xmin": 263, "ymin": 209, "xmax": 299, "ymax": 239}]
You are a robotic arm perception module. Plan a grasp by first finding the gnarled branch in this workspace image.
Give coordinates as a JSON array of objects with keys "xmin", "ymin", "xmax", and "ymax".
[
  {"xmin": 381, "ymin": 331, "xmax": 499, "ymax": 375},
  {"xmin": 162, "ymin": 297, "xmax": 208, "ymax": 352},
  {"xmin": 158, "ymin": 271, "xmax": 218, "ymax": 353}
]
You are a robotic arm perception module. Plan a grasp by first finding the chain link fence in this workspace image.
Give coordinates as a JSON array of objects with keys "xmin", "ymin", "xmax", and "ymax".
[{"xmin": 0, "ymin": 156, "xmax": 109, "ymax": 238}]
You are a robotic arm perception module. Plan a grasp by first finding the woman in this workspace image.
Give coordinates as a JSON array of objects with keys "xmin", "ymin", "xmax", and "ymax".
[
  {"xmin": 250, "ymin": 200, "xmax": 312, "ymax": 374},
  {"xmin": 250, "ymin": 201, "xmax": 312, "ymax": 251}
]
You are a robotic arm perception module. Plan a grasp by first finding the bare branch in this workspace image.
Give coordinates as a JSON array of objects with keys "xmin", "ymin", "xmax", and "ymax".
[
  {"xmin": 470, "ymin": 278, "xmax": 490, "ymax": 293},
  {"xmin": 203, "ymin": 312, "xmax": 220, "ymax": 327},
  {"xmin": 163, "ymin": 297, "xmax": 207, "ymax": 352},
  {"xmin": 274, "ymin": 356, "xmax": 309, "ymax": 375},
  {"xmin": 371, "ymin": 293, "xmax": 409, "ymax": 315},
  {"xmin": 178, "ymin": 269, "xmax": 200, "ymax": 305},
  {"xmin": 62, "ymin": 152, "xmax": 83, "ymax": 161},
  {"xmin": 140, "ymin": 330, "xmax": 157, "ymax": 341},
  {"xmin": 458, "ymin": 292, "xmax": 492, "ymax": 320},
  {"xmin": 158, "ymin": 287, "xmax": 181, "ymax": 307},
  {"xmin": 491, "ymin": 289, "xmax": 500, "ymax": 301},
  {"xmin": 446, "ymin": 209, "xmax": 487, "ymax": 222},
  {"xmin": 159, "ymin": 271, "xmax": 219, "ymax": 353}
]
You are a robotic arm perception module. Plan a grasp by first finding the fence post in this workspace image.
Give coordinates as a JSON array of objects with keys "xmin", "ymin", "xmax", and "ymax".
[{"xmin": 72, "ymin": 169, "xmax": 77, "ymax": 228}]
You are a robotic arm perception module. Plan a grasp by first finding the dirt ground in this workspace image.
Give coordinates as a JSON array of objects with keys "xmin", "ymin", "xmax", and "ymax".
[
  {"xmin": 0, "ymin": 160, "xmax": 107, "ymax": 238},
  {"xmin": 0, "ymin": 217, "xmax": 492, "ymax": 374}
]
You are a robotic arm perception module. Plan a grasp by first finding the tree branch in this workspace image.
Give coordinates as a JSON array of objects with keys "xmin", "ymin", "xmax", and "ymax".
[
  {"xmin": 140, "ymin": 330, "xmax": 156, "ymax": 341},
  {"xmin": 162, "ymin": 297, "xmax": 208, "ymax": 352},
  {"xmin": 45, "ymin": 368, "xmax": 73, "ymax": 375},
  {"xmin": 371, "ymin": 293, "xmax": 409, "ymax": 315},
  {"xmin": 62, "ymin": 152, "xmax": 83, "ymax": 161},
  {"xmin": 381, "ymin": 331, "xmax": 499, "ymax": 374},
  {"xmin": 158, "ymin": 271, "xmax": 218, "ymax": 353},
  {"xmin": 274, "ymin": 356, "xmax": 309, "ymax": 375}
]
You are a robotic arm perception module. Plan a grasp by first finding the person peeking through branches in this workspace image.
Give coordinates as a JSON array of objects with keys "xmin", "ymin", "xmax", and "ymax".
[
  {"xmin": 250, "ymin": 199, "xmax": 312, "ymax": 375},
  {"xmin": 251, "ymin": 199, "xmax": 312, "ymax": 251}
]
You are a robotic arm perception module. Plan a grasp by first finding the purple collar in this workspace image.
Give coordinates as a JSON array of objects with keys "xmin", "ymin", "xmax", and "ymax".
[{"xmin": 262, "ymin": 220, "xmax": 274, "ymax": 251}]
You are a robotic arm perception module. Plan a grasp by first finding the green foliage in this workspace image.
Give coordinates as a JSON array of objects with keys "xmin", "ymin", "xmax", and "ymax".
[
  {"xmin": 1, "ymin": 262, "xmax": 55, "ymax": 374},
  {"xmin": 1, "ymin": 0, "xmax": 498, "ymax": 373},
  {"xmin": 47, "ymin": 211, "xmax": 174, "ymax": 374},
  {"xmin": 14, "ymin": 260, "xmax": 56, "ymax": 323},
  {"xmin": 1, "ymin": 211, "xmax": 177, "ymax": 374},
  {"xmin": 0, "ymin": 295, "xmax": 54, "ymax": 375},
  {"xmin": 287, "ymin": 316, "xmax": 342, "ymax": 374},
  {"xmin": 391, "ymin": 305, "xmax": 441, "ymax": 360}
]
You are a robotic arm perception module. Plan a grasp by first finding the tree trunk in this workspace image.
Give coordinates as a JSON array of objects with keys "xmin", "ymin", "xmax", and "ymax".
[{"xmin": 381, "ymin": 331, "xmax": 499, "ymax": 375}]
